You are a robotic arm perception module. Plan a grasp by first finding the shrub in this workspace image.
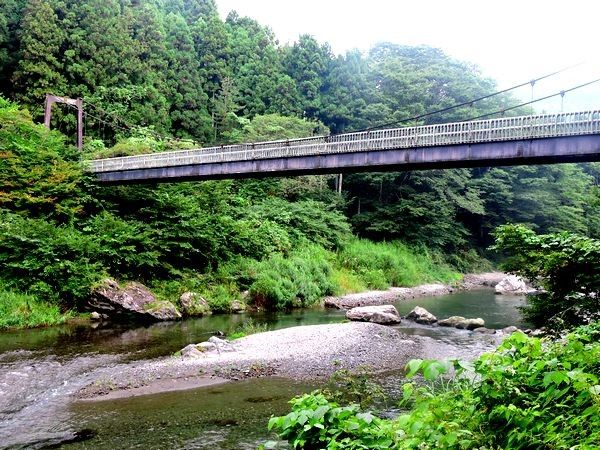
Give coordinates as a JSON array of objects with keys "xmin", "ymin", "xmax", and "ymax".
[
  {"xmin": 201, "ymin": 284, "xmax": 239, "ymax": 313},
  {"xmin": 269, "ymin": 324, "xmax": 600, "ymax": 449},
  {"xmin": 492, "ymin": 224, "xmax": 600, "ymax": 330},
  {"xmin": 0, "ymin": 289, "xmax": 70, "ymax": 329},
  {"xmin": 0, "ymin": 211, "xmax": 104, "ymax": 306},
  {"xmin": 248, "ymin": 246, "xmax": 336, "ymax": 310},
  {"xmin": 244, "ymin": 198, "xmax": 351, "ymax": 249},
  {"xmin": 267, "ymin": 393, "xmax": 397, "ymax": 450}
]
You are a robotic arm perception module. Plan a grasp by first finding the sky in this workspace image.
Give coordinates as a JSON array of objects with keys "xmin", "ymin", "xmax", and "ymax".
[{"xmin": 217, "ymin": 0, "xmax": 600, "ymax": 113}]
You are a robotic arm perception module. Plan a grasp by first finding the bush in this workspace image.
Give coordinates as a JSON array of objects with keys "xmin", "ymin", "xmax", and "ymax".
[
  {"xmin": 248, "ymin": 245, "xmax": 336, "ymax": 310},
  {"xmin": 0, "ymin": 290, "xmax": 70, "ymax": 329},
  {"xmin": 492, "ymin": 224, "xmax": 600, "ymax": 330},
  {"xmin": 0, "ymin": 212, "xmax": 104, "ymax": 306},
  {"xmin": 269, "ymin": 323, "xmax": 600, "ymax": 449},
  {"xmin": 244, "ymin": 198, "xmax": 351, "ymax": 250},
  {"xmin": 267, "ymin": 393, "xmax": 396, "ymax": 450}
]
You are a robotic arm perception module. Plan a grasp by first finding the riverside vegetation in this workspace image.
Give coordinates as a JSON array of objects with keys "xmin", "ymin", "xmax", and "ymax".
[
  {"xmin": 0, "ymin": 0, "xmax": 598, "ymax": 329},
  {"xmin": 267, "ymin": 231, "xmax": 600, "ymax": 449}
]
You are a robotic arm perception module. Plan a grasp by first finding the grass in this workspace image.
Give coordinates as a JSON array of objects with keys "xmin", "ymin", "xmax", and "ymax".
[
  {"xmin": 145, "ymin": 238, "xmax": 470, "ymax": 313},
  {"xmin": 0, "ymin": 290, "xmax": 71, "ymax": 329},
  {"xmin": 336, "ymin": 238, "xmax": 461, "ymax": 289}
]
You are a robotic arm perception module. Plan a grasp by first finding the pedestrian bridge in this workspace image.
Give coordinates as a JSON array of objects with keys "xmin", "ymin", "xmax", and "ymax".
[{"xmin": 88, "ymin": 110, "xmax": 600, "ymax": 183}]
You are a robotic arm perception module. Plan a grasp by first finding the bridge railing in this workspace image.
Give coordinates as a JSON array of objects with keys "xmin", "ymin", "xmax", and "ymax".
[{"xmin": 88, "ymin": 110, "xmax": 600, "ymax": 173}]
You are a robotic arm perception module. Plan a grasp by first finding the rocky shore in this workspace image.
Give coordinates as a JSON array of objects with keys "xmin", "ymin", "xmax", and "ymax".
[
  {"xmin": 76, "ymin": 321, "xmax": 499, "ymax": 401},
  {"xmin": 76, "ymin": 272, "xmax": 529, "ymax": 401}
]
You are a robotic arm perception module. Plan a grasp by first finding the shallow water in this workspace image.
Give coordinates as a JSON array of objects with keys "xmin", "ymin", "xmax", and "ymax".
[{"xmin": 0, "ymin": 289, "xmax": 527, "ymax": 449}]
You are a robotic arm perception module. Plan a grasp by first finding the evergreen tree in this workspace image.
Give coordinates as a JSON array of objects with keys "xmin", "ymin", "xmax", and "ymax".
[
  {"xmin": 283, "ymin": 34, "xmax": 332, "ymax": 119},
  {"xmin": 163, "ymin": 12, "xmax": 211, "ymax": 140},
  {"xmin": 12, "ymin": 0, "xmax": 67, "ymax": 113}
]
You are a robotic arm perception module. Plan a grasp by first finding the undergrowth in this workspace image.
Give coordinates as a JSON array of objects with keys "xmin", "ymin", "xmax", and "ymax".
[
  {"xmin": 0, "ymin": 290, "xmax": 70, "ymax": 329},
  {"xmin": 267, "ymin": 323, "xmax": 600, "ymax": 449}
]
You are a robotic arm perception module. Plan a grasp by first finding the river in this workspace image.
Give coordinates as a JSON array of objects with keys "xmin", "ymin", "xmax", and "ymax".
[{"xmin": 0, "ymin": 290, "xmax": 527, "ymax": 449}]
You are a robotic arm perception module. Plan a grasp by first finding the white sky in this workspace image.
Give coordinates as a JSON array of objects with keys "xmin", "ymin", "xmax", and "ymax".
[{"xmin": 217, "ymin": 0, "xmax": 600, "ymax": 113}]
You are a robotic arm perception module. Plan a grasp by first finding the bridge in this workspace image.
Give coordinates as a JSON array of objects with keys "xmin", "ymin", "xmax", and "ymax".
[{"xmin": 88, "ymin": 110, "xmax": 600, "ymax": 183}]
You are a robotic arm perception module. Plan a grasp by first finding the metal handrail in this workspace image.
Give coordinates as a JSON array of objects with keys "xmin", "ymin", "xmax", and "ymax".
[{"xmin": 88, "ymin": 110, "xmax": 600, "ymax": 173}]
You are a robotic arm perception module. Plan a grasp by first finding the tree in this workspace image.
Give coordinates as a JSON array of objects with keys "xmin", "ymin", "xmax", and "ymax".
[
  {"xmin": 163, "ymin": 12, "xmax": 212, "ymax": 140},
  {"xmin": 493, "ymin": 224, "xmax": 600, "ymax": 330},
  {"xmin": 12, "ymin": 0, "xmax": 67, "ymax": 113},
  {"xmin": 283, "ymin": 34, "xmax": 332, "ymax": 120}
]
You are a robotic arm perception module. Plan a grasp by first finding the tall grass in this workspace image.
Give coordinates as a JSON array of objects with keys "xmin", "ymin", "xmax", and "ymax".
[
  {"xmin": 243, "ymin": 239, "xmax": 462, "ymax": 310},
  {"xmin": 337, "ymin": 238, "xmax": 460, "ymax": 289},
  {"xmin": 0, "ymin": 290, "xmax": 70, "ymax": 329}
]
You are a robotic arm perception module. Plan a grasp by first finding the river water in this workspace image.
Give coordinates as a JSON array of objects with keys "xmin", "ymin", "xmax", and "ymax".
[{"xmin": 0, "ymin": 290, "xmax": 527, "ymax": 449}]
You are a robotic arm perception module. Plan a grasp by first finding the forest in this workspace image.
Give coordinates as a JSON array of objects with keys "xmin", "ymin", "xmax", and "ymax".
[{"xmin": 0, "ymin": 0, "xmax": 599, "ymax": 327}]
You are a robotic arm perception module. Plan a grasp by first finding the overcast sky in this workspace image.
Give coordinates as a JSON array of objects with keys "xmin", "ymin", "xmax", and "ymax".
[{"xmin": 217, "ymin": 0, "xmax": 600, "ymax": 113}]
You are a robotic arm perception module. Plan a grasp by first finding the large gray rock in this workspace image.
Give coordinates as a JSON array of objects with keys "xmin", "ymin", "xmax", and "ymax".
[
  {"xmin": 438, "ymin": 315, "xmax": 485, "ymax": 330},
  {"xmin": 230, "ymin": 300, "xmax": 246, "ymax": 314},
  {"xmin": 89, "ymin": 279, "xmax": 181, "ymax": 322},
  {"xmin": 181, "ymin": 344, "xmax": 204, "ymax": 358},
  {"xmin": 438, "ymin": 316, "xmax": 467, "ymax": 327},
  {"xmin": 405, "ymin": 306, "xmax": 437, "ymax": 324},
  {"xmin": 346, "ymin": 305, "xmax": 401, "ymax": 324},
  {"xmin": 179, "ymin": 292, "xmax": 211, "ymax": 317},
  {"xmin": 494, "ymin": 275, "xmax": 536, "ymax": 295},
  {"xmin": 473, "ymin": 327, "xmax": 496, "ymax": 334},
  {"xmin": 456, "ymin": 318, "xmax": 485, "ymax": 330},
  {"xmin": 501, "ymin": 326, "xmax": 519, "ymax": 334}
]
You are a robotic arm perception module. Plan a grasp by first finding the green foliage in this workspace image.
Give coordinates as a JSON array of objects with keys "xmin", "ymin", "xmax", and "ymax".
[
  {"xmin": 0, "ymin": 211, "xmax": 104, "ymax": 306},
  {"xmin": 268, "ymin": 392, "xmax": 396, "ymax": 450},
  {"xmin": 338, "ymin": 239, "xmax": 459, "ymax": 289},
  {"xmin": 235, "ymin": 113, "xmax": 328, "ymax": 143},
  {"xmin": 201, "ymin": 284, "xmax": 238, "ymax": 313},
  {"xmin": 270, "ymin": 324, "xmax": 600, "ymax": 449},
  {"xmin": 244, "ymin": 198, "xmax": 351, "ymax": 250},
  {"xmin": 248, "ymin": 245, "xmax": 336, "ymax": 310},
  {"xmin": 1, "ymin": 0, "xmax": 598, "ymax": 328},
  {"xmin": 0, "ymin": 289, "xmax": 70, "ymax": 329},
  {"xmin": 493, "ymin": 224, "xmax": 600, "ymax": 330},
  {"xmin": 83, "ymin": 212, "xmax": 162, "ymax": 280},
  {"xmin": 0, "ymin": 97, "xmax": 90, "ymax": 222}
]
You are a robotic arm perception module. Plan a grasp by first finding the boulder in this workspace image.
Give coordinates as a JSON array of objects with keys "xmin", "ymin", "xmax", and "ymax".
[
  {"xmin": 181, "ymin": 344, "xmax": 204, "ymax": 358},
  {"xmin": 230, "ymin": 300, "xmax": 246, "ymax": 314},
  {"xmin": 494, "ymin": 275, "xmax": 536, "ymax": 295},
  {"xmin": 346, "ymin": 305, "xmax": 401, "ymax": 324},
  {"xmin": 473, "ymin": 327, "xmax": 496, "ymax": 334},
  {"xmin": 501, "ymin": 326, "xmax": 519, "ymax": 334},
  {"xmin": 90, "ymin": 311, "xmax": 102, "ymax": 321},
  {"xmin": 530, "ymin": 328, "xmax": 547, "ymax": 337},
  {"xmin": 179, "ymin": 292, "xmax": 211, "ymax": 317},
  {"xmin": 438, "ymin": 316, "xmax": 467, "ymax": 327},
  {"xmin": 456, "ymin": 318, "xmax": 485, "ymax": 330},
  {"xmin": 89, "ymin": 279, "xmax": 181, "ymax": 322},
  {"xmin": 405, "ymin": 306, "xmax": 437, "ymax": 324},
  {"xmin": 208, "ymin": 336, "xmax": 235, "ymax": 352},
  {"xmin": 438, "ymin": 316, "xmax": 485, "ymax": 330}
]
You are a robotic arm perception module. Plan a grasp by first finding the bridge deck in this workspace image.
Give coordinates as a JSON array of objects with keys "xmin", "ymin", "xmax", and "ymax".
[{"xmin": 87, "ymin": 111, "xmax": 600, "ymax": 182}]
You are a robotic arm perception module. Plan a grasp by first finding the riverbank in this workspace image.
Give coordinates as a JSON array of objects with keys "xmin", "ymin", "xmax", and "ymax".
[
  {"xmin": 324, "ymin": 272, "xmax": 505, "ymax": 309},
  {"xmin": 75, "ymin": 321, "xmax": 501, "ymax": 401},
  {"xmin": 73, "ymin": 273, "xmax": 509, "ymax": 401}
]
